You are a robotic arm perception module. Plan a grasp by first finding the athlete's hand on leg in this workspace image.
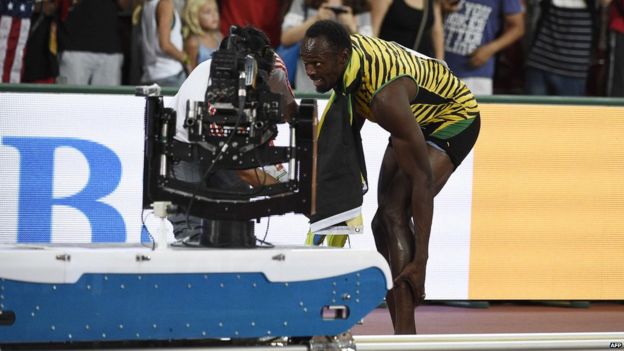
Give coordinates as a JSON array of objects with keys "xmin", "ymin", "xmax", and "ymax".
[{"xmin": 394, "ymin": 261, "xmax": 426, "ymax": 305}]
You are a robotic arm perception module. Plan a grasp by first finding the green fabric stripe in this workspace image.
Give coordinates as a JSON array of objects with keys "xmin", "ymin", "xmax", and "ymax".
[
  {"xmin": 370, "ymin": 74, "xmax": 417, "ymax": 105},
  {"xmin": 431, "ymin": 118, "xmax": 475, "ymax": 139}
]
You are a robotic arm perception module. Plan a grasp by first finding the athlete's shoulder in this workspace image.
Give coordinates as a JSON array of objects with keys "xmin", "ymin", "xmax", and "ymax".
[
  {"xmin": 350, "ymin": 33, "xmax": 386, "ymax": 45},
  {"xmin": 350, "ymin": 33, "xmax": 365, "ymax": 41},
  {"xmin": 350, "ymin": 34, "xmax": 390, "ymax": 56}
]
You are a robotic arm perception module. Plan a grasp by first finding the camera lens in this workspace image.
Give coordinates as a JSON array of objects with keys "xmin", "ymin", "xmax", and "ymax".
[{"xmin": 185, "ymin": 118, "xmax": 196, "ymax": 127}]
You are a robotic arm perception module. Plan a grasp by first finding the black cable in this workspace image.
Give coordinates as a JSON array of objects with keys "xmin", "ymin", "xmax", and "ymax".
[
  {"xmin": 261, "ymin": 217, "xmax": 270, "ymax": 243},
  {"xmin": 255, "ymin": 238, "xmax": 274, "ymax": 248},
  {"xmin": 249, "ymin": 216, "xmax": 274, "ymax": 248}
]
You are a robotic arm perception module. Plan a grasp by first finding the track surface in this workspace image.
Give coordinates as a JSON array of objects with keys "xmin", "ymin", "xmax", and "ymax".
[{"xmin": 351, "ymin": 302, "xmax": 624, "ymax": 335}]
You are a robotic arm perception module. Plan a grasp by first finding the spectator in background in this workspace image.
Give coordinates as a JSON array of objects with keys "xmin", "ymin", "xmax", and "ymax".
[
  {"xmin": 183, "ymin": 0, "xmax": 222, "ymax": 71},
  {"xmin": 281, "ymin": 0, "xmax": 372, "ymax": 91},
  {"xmin": 141, "ymin": 0, "xmax": 188, "ymax": 87},
  {"xmin": 372, "ymin": 0, "xmax": 444, "ymax": 60},
  {"xmin": 218, "ymin": 0, "xmax": 291, "ymax": 48},
  {"xmin": 22, "ymin": 0, "xmax": 58, "ymax": 83},
  {"xmin": 56, "ymin": 0, "xmax": 129, "ymax": 85},
  {"xmin": 172, "ymin": 0, "xmax": 185, "ymax": 16},
  {"xmin": 608, "ymin": 0, "xmax": 624, "ymax": 96},
  {"xmin": 116, "ymin": 0, "xmax": 140, "ymax": 85},
  {"xmin": 443, "ymin": 0, "xmax": 525, "ymax": 95},
  {"xmin": 524, "ymin": 0, "xmax": 608, "ymax": 96},
  {"xmin": 1, "ymin": 0, "xmax": 35, "ymax": 83}
]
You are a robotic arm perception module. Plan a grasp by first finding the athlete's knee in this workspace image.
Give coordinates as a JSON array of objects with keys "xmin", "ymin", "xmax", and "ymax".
[
  {"xmin": 371, "ymin": 210, "xmax": 384, "ymax": 235},
  {"xmin": 371, "ymin": 211, "xmax": 388, "ymax": 254}
]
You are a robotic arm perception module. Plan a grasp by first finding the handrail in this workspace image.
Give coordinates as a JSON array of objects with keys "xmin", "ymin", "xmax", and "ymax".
[
  {"xmin": 2, "ymin": 83, "xmax": 624, "ymax": 106},
  {"xmin": 0, "ymin": 83, "xmax": 178, "ymax": 96},
  {"xmin": 353, "ymin": 332, "xmax": 624, "ymax": 351},
  {"xmin": 2, "ymin": 333, "xmax": 619, "ymax": 351}
]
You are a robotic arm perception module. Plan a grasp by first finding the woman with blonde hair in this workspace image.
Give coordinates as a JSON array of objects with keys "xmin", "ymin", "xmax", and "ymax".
[{"xmin": 182, "ymin": 0, "xmax": 222, "ymax": 71}]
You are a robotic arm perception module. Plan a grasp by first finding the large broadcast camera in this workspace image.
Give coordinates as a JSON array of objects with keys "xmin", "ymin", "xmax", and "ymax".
[
  {"xmin": 142, "ymin": 28, "xmax": 317, "ymax": 247},
  {"xmin": 185, "ymin": 45, "xmax": 282, "ymax": 144}
]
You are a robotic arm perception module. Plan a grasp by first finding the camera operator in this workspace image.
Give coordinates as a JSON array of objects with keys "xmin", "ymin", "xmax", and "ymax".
[{"xmin": 168, "ymin": 25, "xmax": 298, "ymax": 239}]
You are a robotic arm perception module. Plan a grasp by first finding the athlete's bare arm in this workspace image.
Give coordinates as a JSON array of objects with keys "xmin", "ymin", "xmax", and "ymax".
[{"xmin": 370, "ymin": 77, "xmax": 433, "ymax": 302}]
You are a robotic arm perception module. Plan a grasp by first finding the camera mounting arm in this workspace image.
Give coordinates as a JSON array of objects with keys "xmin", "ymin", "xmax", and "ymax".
[{"xmin": 142, "ymin": 95, "xmax": 318, "ymax": 221}]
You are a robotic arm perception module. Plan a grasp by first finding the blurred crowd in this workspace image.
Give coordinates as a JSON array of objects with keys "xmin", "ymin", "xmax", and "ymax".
[{"xmin": 1, "ymin": 0, "xmax": 622, "ymax": 96}]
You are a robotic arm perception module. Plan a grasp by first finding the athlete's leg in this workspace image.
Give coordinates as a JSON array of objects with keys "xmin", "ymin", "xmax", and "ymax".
[
  {"xmin": 371, "ymin": 213, "xmax": 394, "ymax": 325},
  {"xmin": 426, "ymin": 113, "xmax": 480, "ymax": 194},
  {"xmin": 371, "ymin": 145, "xmax": 396, "ymax": 321},
  {"xmin": 427, "ymin": 144, "xmax": 455, "ymax": 195},
  {"xmin": 372, "ymin": 144, "xmax": 416, "ymax": 334},
  {"xmin": 372, "ymin": 141, "xmax": 456, "ymax": 333},
  {"xmin": 391, "ymin": 144, "xmax": 455, "ymax": 293}
]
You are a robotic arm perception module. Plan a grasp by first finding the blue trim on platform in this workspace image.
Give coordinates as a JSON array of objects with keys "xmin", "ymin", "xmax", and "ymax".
[{"xmin": 0, "ymin": 267, "xmax": 387, "ymax": 343}]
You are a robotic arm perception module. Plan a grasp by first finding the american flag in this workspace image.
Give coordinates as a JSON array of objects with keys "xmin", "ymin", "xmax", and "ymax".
[{"xmin": 0, "ymin": 0, "xmax": 34, "ymax": 83}]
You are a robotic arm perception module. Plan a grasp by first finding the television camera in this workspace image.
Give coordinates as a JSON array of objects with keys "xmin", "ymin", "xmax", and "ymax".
[{"xmin": 142, "ymin": 29, "xmax": 317, "ymax": 248}]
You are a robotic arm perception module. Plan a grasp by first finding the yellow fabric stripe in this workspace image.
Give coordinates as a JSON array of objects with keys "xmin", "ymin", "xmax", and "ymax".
[
  {"xmin": 317, "ymin": 92, "xmax": 336, "ymax": 132},
  {"xmin": 349, "ymin": 34, "xmax": 478, "ymax": 127}
]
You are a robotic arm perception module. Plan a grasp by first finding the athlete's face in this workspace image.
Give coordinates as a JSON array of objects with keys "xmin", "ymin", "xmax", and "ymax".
[{"xmin": 300, "ymin": 36, "xmax": 349, "ymax": 93}]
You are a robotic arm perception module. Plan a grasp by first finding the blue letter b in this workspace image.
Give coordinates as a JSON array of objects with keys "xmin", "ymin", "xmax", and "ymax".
[{"xmin": 3, "ymin": 137, "xmax": 125, "ymax": 243}]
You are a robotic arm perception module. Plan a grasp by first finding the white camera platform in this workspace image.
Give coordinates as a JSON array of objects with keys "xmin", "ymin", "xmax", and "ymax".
[{"xmin": 0, "ymin": 242, "xmax": 391, "ymax": 345}]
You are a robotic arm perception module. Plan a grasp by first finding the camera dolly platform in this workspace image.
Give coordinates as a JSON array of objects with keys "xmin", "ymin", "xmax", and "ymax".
[{"xmin": 0, "ymin": 241, "xmax": 391, "ymax": 345}]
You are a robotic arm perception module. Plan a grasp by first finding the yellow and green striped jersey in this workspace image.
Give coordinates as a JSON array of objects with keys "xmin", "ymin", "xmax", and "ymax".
[{"xmin": 343, "ymin": 34, "xmax": 480, "ymax": 139}]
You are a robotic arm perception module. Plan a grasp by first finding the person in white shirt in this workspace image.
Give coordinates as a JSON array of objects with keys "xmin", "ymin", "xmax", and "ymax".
[{"xmin": 168, "ymin": 26, "xmax": 297, "ymax": 239}]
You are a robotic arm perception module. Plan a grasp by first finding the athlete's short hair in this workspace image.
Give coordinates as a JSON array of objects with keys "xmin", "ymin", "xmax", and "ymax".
[{"xmin": 304, "ymin": 20, "xmax": 352, "ymax": 54}]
